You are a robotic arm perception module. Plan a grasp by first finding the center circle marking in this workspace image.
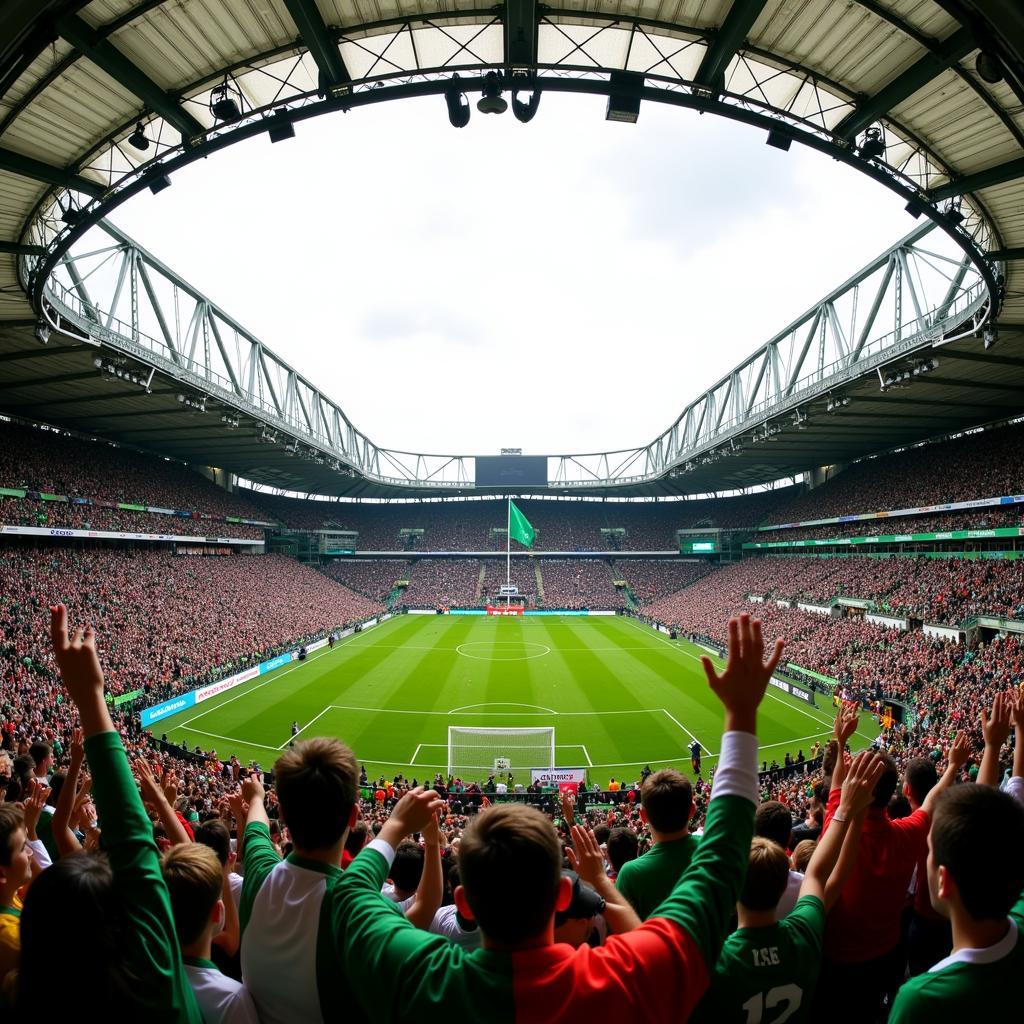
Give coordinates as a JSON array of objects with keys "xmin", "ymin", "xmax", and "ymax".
[{"xmin": 455, "ymin": 641, "xmax": 551, "ymax": 661}]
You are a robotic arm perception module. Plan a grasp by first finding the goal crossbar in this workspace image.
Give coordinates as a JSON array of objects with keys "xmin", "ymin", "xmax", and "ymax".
[{"xmin": 447, "ymin": 726, "xmax": 555, "ymax": 775}]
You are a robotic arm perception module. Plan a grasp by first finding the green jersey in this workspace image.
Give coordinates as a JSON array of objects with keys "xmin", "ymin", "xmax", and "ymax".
[
  {"xmin": 889, "ymin": 895, "xmax": 1024, "ymax": 1023},
  {"xmin": 616, "ymin": 834, "xmax": 700, "ymax": 920},
  {"xmin": 692, "ymin": 894, "xmax": 825, "ymax": 1024}
]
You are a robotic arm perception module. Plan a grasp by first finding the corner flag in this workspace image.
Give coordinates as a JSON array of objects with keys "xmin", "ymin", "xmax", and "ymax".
[{"xmin": 508, "ymin": 500, "xmax": 535, "ymax": 549}]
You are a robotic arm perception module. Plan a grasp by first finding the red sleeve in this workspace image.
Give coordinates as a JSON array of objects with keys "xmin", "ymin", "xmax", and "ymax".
[
  {"xmin": 513, "ymin": 918, "xmax": 710, "ymax": 1024},
  {"xmin": 821, "ymin": 787, "xmax": 842, "ymax": 835}
]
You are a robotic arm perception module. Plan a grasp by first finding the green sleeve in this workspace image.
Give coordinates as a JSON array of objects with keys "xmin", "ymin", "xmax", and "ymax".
[
  {"xmin": 84, "ymin": 731, "xmax": 201, "ymax": 1024},
  {"xmin": 648, "ymin": 794, "xmax": 753, "ymax": 965},
  {"xmin": 784, "ymin": 895, "xmax": 825, "ymax": 957},
  {"xmin": 888, "ymin": 975, "xmax": 935, "ymax": 1024},
  {"xmin": 239, "ymin": 821, "xmax": 281, "ymax": 934},
  {"xmin": 35, "ymin": 811, "xmax": 58, "ymax": 863},
  {"xmin": 335, "ymin": 846, "xmax": 502, "ymax": 1017}
]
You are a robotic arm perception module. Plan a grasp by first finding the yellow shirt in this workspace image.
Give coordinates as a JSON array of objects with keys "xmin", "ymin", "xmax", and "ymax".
[{"xmin": 0, "ymin": 895, "xmax": 23, "ymax": 991}]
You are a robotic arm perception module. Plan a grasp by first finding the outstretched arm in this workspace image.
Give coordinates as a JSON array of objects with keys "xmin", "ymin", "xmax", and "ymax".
[
  {"xmin": 569, "ymin": 824, "xmax": 641, "ymax": 934},
  {"xmin": 52, "ymin": 727, "xmax": 85, "ymax": 855},
  {"xmin": 801, "ymin": 751, "xmax": 883, "ymax": 910},
  {"xmin": 135, "ymin": 758, "xmax": 192, "ymax": 847},
  {"xmin": 978, "ymin": 691, "xmax": 1013, "ymax": 789},
  {"xmin": 922, "ymin": 731, "xmax": 971, "ymax": 817},
  {"xmin": 48, "ymin": 603, "xmax": 198, "ymax": 1020},
  {"xmin": 404, "ymin": 813, "xmax": 444, "ymax": 930}
]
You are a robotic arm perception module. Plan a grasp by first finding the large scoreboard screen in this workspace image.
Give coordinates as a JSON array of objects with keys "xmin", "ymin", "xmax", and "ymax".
[
  {"xmin": 680, "ymin": 537, "xmax": 720, "ymax": 554},
  {"xmin": 475, "ymin": 455, "xmax": 548, "ymax": 488}
]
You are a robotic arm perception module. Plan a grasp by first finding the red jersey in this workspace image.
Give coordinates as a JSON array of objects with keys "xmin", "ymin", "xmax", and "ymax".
[{"xmin": 822, "ymin": 788, "xmax": 928, "ymax": 961}]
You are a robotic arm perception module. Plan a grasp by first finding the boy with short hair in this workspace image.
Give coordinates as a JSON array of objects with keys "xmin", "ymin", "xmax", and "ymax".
[
  {"xmin": 692, "ymin": 751, "xmax": 884, "ymax": 1023},
  {"xmin": 615, "ymin": 768, "xmax": 697, "ymax": 919},
  {"xmin": 162, "ymin": 843, "xmax": 257, "ymax": 1024},
  {"xmin": 889, "ymin": 784, "xmax": 1024, "ymax": 1022}
]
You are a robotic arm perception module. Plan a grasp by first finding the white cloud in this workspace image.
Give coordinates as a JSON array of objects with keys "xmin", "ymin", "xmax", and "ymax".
[{"xmin": 111, "ymin": 92, "xmax": 913, "ymax": 457}]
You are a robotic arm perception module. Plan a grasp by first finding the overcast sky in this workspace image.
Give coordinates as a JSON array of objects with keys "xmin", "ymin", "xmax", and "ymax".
[{"xmin": 110, "ymin": 91, "xmax": 913, "ymax": 457}]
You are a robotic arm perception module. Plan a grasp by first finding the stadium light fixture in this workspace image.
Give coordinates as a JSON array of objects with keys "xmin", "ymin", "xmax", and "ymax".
[
  {"xmin": 59, "ymin": 201, "xmax": 82, "ymax": 226},
  {"xmin": 983, "ymin": 325, "xmax": 998, "ymax": 349},
  {"xmin": 445, "ymin": 75, "xmax": 471, "ymax": 128},
  {"xmin": 945, "ymin": 200, "xmax": 965, "ymax": 226},
  {"xmin": 512, "ymin": 87, "xmax": 541, "ymax": 123},
  {"xmin": 128, "ymin": 122, "xmax": 150, "ymax": 152},
  {"xmin": 606, "ymin": 72, "xmax": 643, "ymax": 124},
  {"xmin": 765, "ymin": 127, "xmax": 792, "ymax": 151},
  {"xmin": 147, "ymin": 172, "xmax": 172, "ymax": 195},
  {"xmin": 477, "ymin": 72, "xmax": 508, "ymax": 115},
  {"xmin": 904, "ymin": 197, "xmax": 926, "ymax": 219},
  {"xmin": 267, "ymin": 111, "xmax": 296, "ymax": 143},
  {"xmin": 976, "ymin": 51, "xmax": 1004, "ymax": 85},
  {"xmin": 210, "ymin": 79, "xmax": 243, "ymax": 122},
  {"xmin": 857, "ymin": 125, "xmax": 886, "ymax": 161},
  {"xmin": 34, "ymin": 321, "xmax": 51, "ymax": 344}
]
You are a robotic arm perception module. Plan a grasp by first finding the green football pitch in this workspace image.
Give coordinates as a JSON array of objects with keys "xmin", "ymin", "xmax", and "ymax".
[{"xmin": 151, "ymin": 614, "xmax": 880, "ymax": 782}]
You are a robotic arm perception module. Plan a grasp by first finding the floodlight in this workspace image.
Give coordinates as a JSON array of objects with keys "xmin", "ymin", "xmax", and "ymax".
[
  {"xmin": 477, "ymin": 72, "xmax": 508, "ymax": 115},
  {"xmin": 904, "ymin": 197, "xmax": 926, "ymax": 219},
  {"xmin": 511, "ymin": 87, "xmax": 541, "ymax": 123},
  {"xmin": 59, "ymin": 203, "xmax": 82, "ymax": 226},
  {"xmin": 606, "ymin": 72, "xmax": 643, "ymax": 124},
  {"xmin": 445, "ymin": 75, "xmax": 471, "ymax": 128},
  {"xmin": 267, "ymin": 111, "xmax": 295, "ymax": 143},
  {"xmin": 858, "ymin": 125, "xmax": 886, "ymax": 161},
  {"xmin": 34, "ymin": 321, "xmax": 50, "ymax": 344},
  {"xmin": 148, "ymin": 172, "xmax": 172, "ymax": 195},
  {"xmin": 210, "ymin": 80, "xmax": 242, "ymax": 122},
  {"xmin": 766, "ymin": 128, "xmax": 792, "ymax": 151},
  {"xmin": 128, "ymin": 122, "xmax": 150, "ymax": 152},
  {"xmin": 945, "ymin": 202, "xmax": 965, "ymax": 226},
  {"xmin": 976, "ymin": 51, "xmax": 1004, "ymax": 85},
  {"xmin": 983, "ymin": 325, "xmax": 998, "ymax": 349}
]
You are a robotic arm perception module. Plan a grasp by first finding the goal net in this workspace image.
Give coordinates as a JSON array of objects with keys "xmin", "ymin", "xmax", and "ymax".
[{"xmin": 447, "ymin": 726, "xmax": 555, "ymax": 776}]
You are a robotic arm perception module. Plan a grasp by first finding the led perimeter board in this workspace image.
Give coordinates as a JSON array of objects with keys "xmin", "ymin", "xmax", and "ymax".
[{"xmin": 476, "ymin": 455, "xmax": 548, "ymax": 488}]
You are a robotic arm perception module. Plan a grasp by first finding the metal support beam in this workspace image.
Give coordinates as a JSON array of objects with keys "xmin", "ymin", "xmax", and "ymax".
[
  {"xmin": 989, "ymin": 247, "xmax": 1024, "ymax": 261},
  {"xmin": 833, "ymin": 27, "xmax": 976, "ymax": 141},
  {"xmin": 504, "ymin": 0, "xmax": 538, "ymax": 68},
  {"xmin": 694, "ymin": 0, "xmax": 767, "ymax": 89},
  {"xmin": 56, "ymin": 15, "xmax": 204, "ymax": 139},
  {"xmin": 930, "ymin": 155, "xmax": 1024, "ymax": 201},
  {"xmin": 0, "ymin": 240, "xmax": 45, "ymax": 256},
  {"xmin": 0, "ymin": 146, "xmax": 102, "ymax": 197},
  {"xmin": 281, "ymin": 0, "xmax": 350, "ymax": 91}
]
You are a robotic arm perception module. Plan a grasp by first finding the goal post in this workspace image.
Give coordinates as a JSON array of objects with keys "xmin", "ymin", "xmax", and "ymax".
[{"xmin": 447, "ymin": 726, "xmax": 555, "ymax": 776}]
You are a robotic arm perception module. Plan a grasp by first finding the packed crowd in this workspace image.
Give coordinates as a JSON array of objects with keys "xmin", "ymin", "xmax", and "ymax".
[
  {"xmin": 755, "ymin": 504, "xmax": 1024, "ymax": 543},
  {"xmin": 0, "ymin": 421, "xmax": 263, "ymax": 517},
  {"xmin": 321, "ymin": 560, "xmax": 409, "ymax": 602},
  {"xmin": 530, "ymin": 560, "xmax": 623, "ymax": 610},
  {"xmin": 763, "ymin": 420, "xmax": 1024, "ymax": 526},
  {"xmin": 0, "ymin": 546, "xmax": 382, "ymax": 706},
  {"xmin": 618, "ymin": 559, "xmax": 716, "ymax": 603},
  {"xmin": 646, "ymin": 554, "xmax": 1024, "ymax": 626},
  {"xmin": 2, "ymin": 606, "xmax": 1021, "ymax": 1022}
]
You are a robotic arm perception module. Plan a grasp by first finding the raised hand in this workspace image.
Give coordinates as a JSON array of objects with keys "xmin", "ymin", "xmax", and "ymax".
[
  {"xmin": 69, "ymin": 727, "xmax": 85, "ymax": 764},
  {"xmin": 561, "ymin": 788, "xmax": 576, "ymax": 826},
  {"xmin": 834, "ymin": 704, "xmax": 859, "ymax": 747},
  {"xmin": 22, "ymin": 778, "xmax": 52, "ymax": 840},
  {"xmin": 49, "ymin": 603, "xmax": 113, "ymax": 737},
  {"xmin": 838, "ymin": 751, "xmax": 885, "ymax": 818},
  {"xmin": 980, "ymin": 691, "xmax": 1013, "ymax": 750},
  {"xmin": 241, "ymin": 775, "xmax": 266, "ymax": 806},
  {"xmin": 947, "ymin": 730, "xmax": 972, "ymax": 771},
  {"xmin": 381, "ymin": 786, "xmax": 445, "ymax": 847},
  {"xmin": 567, "ymin": 825, "xmax": 606, "ymax": 888},
  {"xmin": 700, "ymin": 613, "xmax": 783, "ymax": 733},
  {"xmin": 134, "ymin": 758, "xmax": 165, "ymax": 807}
]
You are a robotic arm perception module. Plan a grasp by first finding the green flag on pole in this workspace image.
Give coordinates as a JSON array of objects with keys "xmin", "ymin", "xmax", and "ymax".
[{"xmin": 508, "ymin": 500, "xmax": 535, "ymax": 548}]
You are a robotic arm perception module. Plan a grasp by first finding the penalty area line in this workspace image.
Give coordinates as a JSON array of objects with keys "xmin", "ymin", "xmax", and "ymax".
[{"xmin": 660, "ymin": 709, "xmax": 715, "ymax": 757}]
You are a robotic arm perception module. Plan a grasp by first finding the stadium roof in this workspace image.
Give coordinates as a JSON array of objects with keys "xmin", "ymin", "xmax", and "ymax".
[{"xmin": 1, "ymin": 1, "xmax": 1023, "ymax": 498}]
